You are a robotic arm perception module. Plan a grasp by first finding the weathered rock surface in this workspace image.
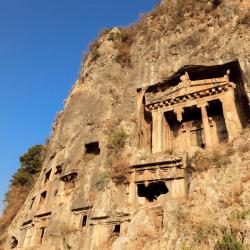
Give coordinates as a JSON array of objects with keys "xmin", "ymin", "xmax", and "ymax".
[{"xmin": 3, "ymin": 0, "xmax": 250, "ymax": 249}]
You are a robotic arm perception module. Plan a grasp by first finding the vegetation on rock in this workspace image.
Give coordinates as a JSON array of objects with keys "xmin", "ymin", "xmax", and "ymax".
[
  {"xmin": 107, "ymin": 127, "xmax": 130, "ymax": 185},
  {"xmin": 0, "ymin": 145, "xmax": 45, "ymax": 248},
  {"xmin": 215, "ymin": 231, "xmax": 247, "ymax": 250},
  {"xmin": 107, "ymin": 127, "xmax": 128, "ymax": 153}
]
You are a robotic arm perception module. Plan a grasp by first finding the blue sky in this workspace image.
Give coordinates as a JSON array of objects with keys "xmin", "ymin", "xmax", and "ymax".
[{"xmin": 0, "ymin": 0, "xmax": 159, "ymax": 212}]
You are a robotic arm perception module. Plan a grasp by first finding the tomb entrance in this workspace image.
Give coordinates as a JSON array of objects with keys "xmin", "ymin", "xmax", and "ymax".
[
  {"xmin": 39, "ymin": 191, "xmax": 47, "ymax": 207},
  {"xmin": 10, "ymin": 236, "xmax": 18, "ymax": 249},
  {"xmin": 33, "ymin": 212, "xmax": 51, "ymax": 245},
  {"xmin": 72, "ymin": 206, "xmax": 92, "ymax": 229},
  {"xmin": 85, "ymin": 141, "xmax": 100, "ymax": 155},
  {"xmin": 137, "ymin": 181, "xmax": 169, "ymax": 202},
  {"xmin": 130, "ymin": 157, "xmax": 186, "ymax": 204},
  {"xmin": 139, "ymin": 62, "xmax": 248, "ymax": 154},
  {"xmin": 60, "ymin": 171, "xmax": 78, "ymax": 190}
]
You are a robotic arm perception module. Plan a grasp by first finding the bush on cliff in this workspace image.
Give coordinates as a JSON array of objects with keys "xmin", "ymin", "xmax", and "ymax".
[
  {"xmin": 214, "ymin": 231, "xmax": 247, "ymax": 250},
  {"xmin": 0, "ymin": 144, "xmax": 46, "ymax": 246}
]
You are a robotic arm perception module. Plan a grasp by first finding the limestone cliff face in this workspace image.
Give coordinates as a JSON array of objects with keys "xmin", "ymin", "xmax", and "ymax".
[{"xmin": 4, "ymin": 0, "xmax": 250, "ymax": 249}]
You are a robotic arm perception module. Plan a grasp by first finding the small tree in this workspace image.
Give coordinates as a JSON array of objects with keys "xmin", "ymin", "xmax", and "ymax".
[
  {"xmin": 11, "ymin": 145, "xmax": 45, "ymax": 186},
  {"xmin": 108, "ymin": 127, "xmax": 128, "ymax": 154},
  {"xmin": 214, "ymin": 231, "xmax": 246, "ymax": 250}
]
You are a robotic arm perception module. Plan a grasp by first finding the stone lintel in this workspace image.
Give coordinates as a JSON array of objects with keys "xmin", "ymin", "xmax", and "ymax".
[
  {"xmin": 145, "ymin": 81, "xmax": 235, "ymax": 111},
  {"xmin": 21, "ymin": 220, "xmax": 33, "ymax": 227},
  {"xmin": 71, "ymin": 206, "xmax": 93, "ymax": 213},
  {"xmin": 60, "ymin": 170, "xmax": 78, "ymax": 181},
  {"xmin": 134, "ymin": 171, "xmax": 185, "ymax": 183},
  {"xmin": 152, "ymin": 90, "xmax": 229, "ymax": 113},
  {"xmin": 90, "ymin": 214, "xmax": 131, "ymax": 226},
  {"xmin": 35, "ymin": 212, "xmax": 51, "ymax": 218},
  {"xmin": 131, "ymin": 158, "xmax": 183, "ymax": 169}
]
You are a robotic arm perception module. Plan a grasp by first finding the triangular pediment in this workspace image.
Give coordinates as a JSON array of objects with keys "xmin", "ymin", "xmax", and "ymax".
[
  {"xmin": 145, "ymin": 75, "xmax": 234, "ymax": 106},
  {"xmin": 164, "ymin": 76, "xmax": 230, "ymax": 99}
]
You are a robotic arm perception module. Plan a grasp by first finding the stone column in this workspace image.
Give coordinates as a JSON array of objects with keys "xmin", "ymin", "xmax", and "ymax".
[
  {"xmin": 136, "ymin": 89, "xmax": 151, "ymax": 150},
  {"xmin": 128, "ymin": 171, "xmax": 137, "ymax": 209},
  {"xmin": 198, "ymin": 102, "xmax": 212, "ymax": 148},
  {"xmin": 220, "ymin": 90, "xmax": 242, "ymax": 141},
  {"xmin": 152, "ymin": 109, "xmax": 170, "ymax": 153}
]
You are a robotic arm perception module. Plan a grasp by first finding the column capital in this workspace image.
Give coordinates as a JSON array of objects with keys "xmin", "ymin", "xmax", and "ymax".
[
  {"xmin": 151, "ymin": 108, "xmax": 164, "ymax": 114},
  {"xmin": 197, "ymin": 101, "xmax": 209, "ymax": 109},
  {"xmin": 174, "ymin": 107, "xmax": 184, "ymax": 122}
]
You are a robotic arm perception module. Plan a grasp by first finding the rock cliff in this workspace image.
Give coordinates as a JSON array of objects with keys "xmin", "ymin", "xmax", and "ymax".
[{"xmin": 3, "ymin": 0, "xmax": 250, "ymax": 249}]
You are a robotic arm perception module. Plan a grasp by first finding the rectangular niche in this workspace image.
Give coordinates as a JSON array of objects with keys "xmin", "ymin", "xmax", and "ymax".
[
  {"xmin": 112, "ymin": 224, "xmax": 121, "ymax": 236},
  {"xmin": 39, "ymin": 191, "xmax": 47, "ymax": 207},
  {"xmin": 81, "ymin": 215, "xmax": 88, "ymax": 227},
  {"xmin": 72, "ymin": 206, "xmax": 92, "ymax": 228},
  {"xmin": 55, "ymin": 164, "xmax": 63, "ymax": 176},
  {"xmin": 34, "ymin": 212, "xmax": 51, "ymax": 244},
  {"xmin": 30, "ymin": 197, "xmax": 35, "ymax": 210},
  {"xmin": 44, "ymin": 170, "xmax": 52, "ymax": 184},
  {"xmin": 61, "ymin": 172, "xmax": 78, "ymax": 190},
  {"xmin": 84, "ymin": 141, "xmax": 100, "ymax": 155},
  {"xmin": 34, "ymin": 227, "xmax": 46, "ymax": 245}
]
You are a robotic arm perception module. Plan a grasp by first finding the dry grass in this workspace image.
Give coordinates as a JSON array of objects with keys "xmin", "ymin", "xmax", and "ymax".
[
  {"xmin": 233, "ymin": 184, "xmax": 244, "ymax": 204},
  {"xmin": 189, "ymin": 149, "xmax": 231, "ymax": 173},
  {"xmin": 242, "ymin": 174, "xmax": 250, "ymax": 183},
  {"xmin": 109, "ymin": 159, "xmax": 130, "ymax": 185},
  {"xmin": 108, "ymin": 27, "xmax": 136, "ymax": 68},
  {"xmin": 0, "ymin": 185, "xmax": 31, "ymax": 247},
  {"xmin": 132, "ymin": 229, "xmax": 158, "ymax": 250},
  {"xmin": 238, "ymin": 141, "xmax": 250, "ymax": 153},
  {"xmin": 225, "ymin": 147, "xmax": 236, "ymax": 156}
]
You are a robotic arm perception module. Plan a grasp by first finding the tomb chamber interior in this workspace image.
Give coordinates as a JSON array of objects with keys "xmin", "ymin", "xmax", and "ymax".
[{"xmin": 137, "ymin": 182, "xmax": 169, "ymax": 202}]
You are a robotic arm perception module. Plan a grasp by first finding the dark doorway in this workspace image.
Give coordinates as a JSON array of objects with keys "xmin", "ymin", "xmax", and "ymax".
[
  {"xmin": 82, "ymin": 215, "xmax": 87, "ymax": 227},
  {"xmin": 39, "ymin": 191, "xmax": 47, "ymax": 206},
  {"xmin": 113, "ymin": 224, "xmax": 120, "ymax": 234},
  {"xmin": 137, "ymin": 181, "xmax": 169, "ymax": 202},
  {"xmin": 85, "ymin": 142, "xmax": 100, "ymax": 155},
  {"xmin": 207, "ymin": 99, "xmax": 228, "ymax": 143},
  {"xmin": 55, "ymin": 165, "xmax": 63, "ymax": 175},
  {"xmin": 11, "ymin": 236, "xmax": 18, "ymax": 249},
  {"xmin": 44, "ymin": 170, "xmax": 51, "ymax": 184},
  {"xmin": 40, "ymin": 227, "xmax": 45, "ymax": 244},
  {"xmin": 30, "ymin": 197, "xmax": 35, "ymax": 210}
]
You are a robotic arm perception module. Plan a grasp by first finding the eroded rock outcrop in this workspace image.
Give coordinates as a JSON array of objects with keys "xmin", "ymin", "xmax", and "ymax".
[{"xmin": 3, "ymin": 0, "xmax": 250, "ymax": 249}]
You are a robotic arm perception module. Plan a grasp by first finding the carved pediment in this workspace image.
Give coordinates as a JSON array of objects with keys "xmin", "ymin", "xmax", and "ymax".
[{"xmin": 145, "ymin": 71, "xmax": 235, "ymax": 108}]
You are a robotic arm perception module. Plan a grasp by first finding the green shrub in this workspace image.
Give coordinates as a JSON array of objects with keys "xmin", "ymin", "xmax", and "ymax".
[
  {"xmin": 230, "ymin": 209, "xmax": 250, "ymax": 221},
  {"xmin": 11, "ymin": 170, "xmax": 32, "ymax": 186},
  {"xmin": 214, "ymin": 231, "xmax": 246, "ymax": 250},
  {"xmin": 108, "ymin": 127, "xmax": 128, "ymax": 153},
  {"xmin": 1, "ymin": 144, "xmax": 46, "ymax": 241},
  {"xmin": 195, "ymin": 223, "xmax": 217, "ymax": 244},
  {"xmin": 19, "ymin": 145, "xmax": 45, "ymax": 174},
  {"xmin": 11, "ymin": 145, "xmax": 45, "ymax": 186}
]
